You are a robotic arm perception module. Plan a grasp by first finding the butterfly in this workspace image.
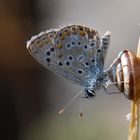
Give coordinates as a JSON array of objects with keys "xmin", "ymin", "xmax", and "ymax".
[{"xmin": 26, "ymin": 25, "xmax": 111, "ymax": 99}]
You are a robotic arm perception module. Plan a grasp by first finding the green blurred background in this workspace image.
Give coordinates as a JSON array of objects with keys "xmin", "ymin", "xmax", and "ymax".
[{"xmin": 0, "ymin": 0, "xmax": 140, "ymax": 140}]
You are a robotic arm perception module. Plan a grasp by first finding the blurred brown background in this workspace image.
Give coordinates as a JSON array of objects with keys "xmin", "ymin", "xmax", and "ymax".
[
  {"xmin": 0, "ymin": 0, "xmax": 58, "ymax": 139},
  {"xmin": 0, "ymin": 0, "xmax": 140, "ymax": 140}
]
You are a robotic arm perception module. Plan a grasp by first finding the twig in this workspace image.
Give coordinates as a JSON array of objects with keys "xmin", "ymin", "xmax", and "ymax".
[{"xmin": 128, "ymin": 36, "xmax": 140, "ymax": 140}]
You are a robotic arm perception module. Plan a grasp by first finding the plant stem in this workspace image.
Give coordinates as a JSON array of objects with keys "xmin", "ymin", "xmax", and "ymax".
[
  {"xmin": 128, "ymin": 99, "xmax": 139, "ymax": 140},
  {"xmin": 128, "ymin": 36, "xmax": 140, "ymax": 140}
]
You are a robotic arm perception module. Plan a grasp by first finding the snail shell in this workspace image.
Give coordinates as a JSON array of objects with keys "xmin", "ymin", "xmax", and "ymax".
[{"xmin": 107, "ymin": 50, "xmax": 140, "ymax": 100}]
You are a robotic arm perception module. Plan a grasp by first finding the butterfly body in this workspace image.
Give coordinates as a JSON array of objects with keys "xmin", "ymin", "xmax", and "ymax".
[{"xmin": 27, "ymin": 25, "xmax": 111, "ymax": 97}]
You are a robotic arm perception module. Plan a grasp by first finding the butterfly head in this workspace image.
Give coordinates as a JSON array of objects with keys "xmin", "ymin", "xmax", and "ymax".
[{"xmin": 84, "ymin": 89, "xmax": 96, "ymax": 98}]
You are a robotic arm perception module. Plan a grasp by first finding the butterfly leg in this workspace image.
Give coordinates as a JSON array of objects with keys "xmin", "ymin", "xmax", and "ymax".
[{"xmin": 102, "ymin": 81, "xmax": 122, "ymax": 95}]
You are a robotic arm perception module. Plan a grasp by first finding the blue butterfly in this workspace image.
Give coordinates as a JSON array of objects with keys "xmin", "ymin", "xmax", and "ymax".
[{"xmin": 26, "ymin": 25, "xmax": 111, "ymax": 98}]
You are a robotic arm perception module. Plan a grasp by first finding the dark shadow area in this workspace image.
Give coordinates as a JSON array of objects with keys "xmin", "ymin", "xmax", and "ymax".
[{"xmin": 0, "ymin": 0, "xmax": 60, "ymax": 139}]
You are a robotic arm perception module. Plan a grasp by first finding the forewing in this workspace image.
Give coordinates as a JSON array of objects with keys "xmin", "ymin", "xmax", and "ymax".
[{"xmin": 26, "ymin": 30, "xmax": 71, "ymax": 78}]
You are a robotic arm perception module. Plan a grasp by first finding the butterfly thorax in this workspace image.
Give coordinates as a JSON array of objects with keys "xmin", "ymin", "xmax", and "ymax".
[{"xmin": 85, "ymin": 71, "xmax": 108, "ymax": 98}]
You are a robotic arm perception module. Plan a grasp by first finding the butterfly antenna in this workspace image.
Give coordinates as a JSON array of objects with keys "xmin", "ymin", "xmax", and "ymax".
[{"xmin": 58, "ymin": 91, "xmax": 84, "ymax": 114}]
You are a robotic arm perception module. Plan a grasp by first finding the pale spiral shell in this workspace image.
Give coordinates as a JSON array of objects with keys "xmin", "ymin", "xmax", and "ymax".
[{"xmin": 108, "ymin": 50, "xmax": 140, "ymax": 100}]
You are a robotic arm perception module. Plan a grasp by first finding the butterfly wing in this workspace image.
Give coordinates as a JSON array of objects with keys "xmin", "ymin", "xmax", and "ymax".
[
  {"xmin": 26, "ymin": 30, "xmax": 71, "ymax": 78},
  {"xmin": 26, "ymin": 25, "xmax": 109, "ymax": 87}
]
